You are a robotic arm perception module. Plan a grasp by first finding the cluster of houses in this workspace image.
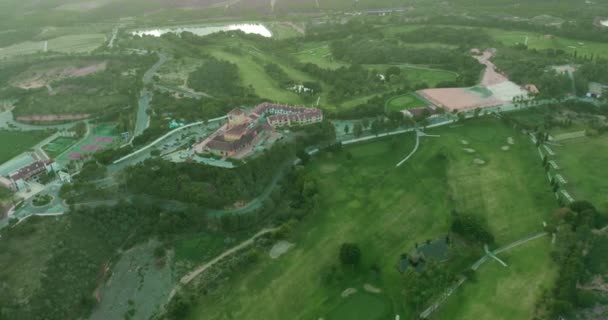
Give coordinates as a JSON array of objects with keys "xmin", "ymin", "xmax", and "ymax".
[{"xmin": 200, "ymin": 103, "xmax": 323, "ymax": 158}]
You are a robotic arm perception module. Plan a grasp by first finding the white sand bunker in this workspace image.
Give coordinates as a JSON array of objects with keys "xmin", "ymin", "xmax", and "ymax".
[
  {"xmin": 463, "ymin": 148, "xmax": 476, "ymax": 154},
  {"xmin": 507, "ymin": 137, "xmax": 515, "ymax": 145},
  {"xmin": 341, "ymin": 288, "xmax": 357, "ymax": 298},
  {"xmin": 473, "ymin": 158, "xmax": 486, "ymax": 165},
  {"xmin": 501, "ymin": 146, "xmax": 510, "ymax": 151},
  {"xmin": 269, "ymin": 241, "xmax": 294, "ymax": 259},
  {"xmin": 460, "ymin": 139, "xmax": 469, "ymax": 145},
  {"xmin": 363, "ymin": 283, "xmax": 382, "ymax": 294}
]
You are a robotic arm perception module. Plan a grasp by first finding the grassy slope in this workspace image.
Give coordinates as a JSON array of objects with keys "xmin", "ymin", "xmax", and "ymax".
[
  {"xmin": 385, "ymin": 94, "xmax": 428, "ymax": 112},
  {"xmin": 187, "ymin": 118, "xmax": 556, "ymax": 320},
  {"xmin": 0, "ymin": 130, "xmax": 50, "ymax": 163},
  {"xmin": 554, "ymin": 136, "xmax": 608, "ymax": 206},
  {"xmin": 435, "ymin": 239, "xmax": 556, "ymax": 320}
]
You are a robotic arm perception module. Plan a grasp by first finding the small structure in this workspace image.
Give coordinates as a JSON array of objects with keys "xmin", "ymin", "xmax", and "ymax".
[
  {"xmin": 588, "ymin": 82, "xmax": 607, "ymax": 98},
  {"xmin": 524, "ymin": 84, "xmax": 540, "ymax": 95},
  {"xmin": 398, "ymin": 236, "xmax": 450, "ymax": 273}
]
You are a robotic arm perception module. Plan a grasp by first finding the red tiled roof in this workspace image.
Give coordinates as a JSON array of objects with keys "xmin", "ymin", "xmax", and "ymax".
[{"xmin": 10, "ymin": 160, "xmax": 51, "ymax": 181}]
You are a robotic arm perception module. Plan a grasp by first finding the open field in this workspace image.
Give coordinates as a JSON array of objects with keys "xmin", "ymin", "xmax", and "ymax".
[
  {"xmin": 485, "ymin": 28, "xmax": 608, "ymax": 58},
  {"xmin": 0, "ymin": 34, "xmax": 106, "ymax": 60},
  {"xmin": 186, "ymin": 118, "xmax": 556, "ymax": 320},
  {"xmin": 0, "ymin": 130, "xmax": 50, "ymax": 163},
  {"xmin": 293, "ymin": 43, "xmax": 346, "ymax": 69},
  {"xmin": 435, "ymin": 239, "xmax": 556, "ymax": 320},
  {"xmin": 385, "ymin": 93, "xmax": 428, "ymax": 112},
  {"xmin": 553, "ymin": 135, "xmax": 608, "ymax": 206}
]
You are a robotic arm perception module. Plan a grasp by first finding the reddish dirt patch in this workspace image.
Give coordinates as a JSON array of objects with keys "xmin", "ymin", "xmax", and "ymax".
[
  {"xmin": 418, "ymin": 88, "xmax": 501, "ymax": 112},
  {"xmin": 474, "ymin": 50, "xmax": 509, "ymax": 86},
  {"xmin": 12, "ymin": 61, "xmax": 107, "ymax": 89},
  {"xmin": 81, "ymin": 144, "xmax": 103, "ymax": 151},
  {"xmin": 16, "ymin": 114, "xmax": 91, "ymax": 122},
  {"xmin": 69, "ymin": 153, "xmax": 84, "ymax": 159}
]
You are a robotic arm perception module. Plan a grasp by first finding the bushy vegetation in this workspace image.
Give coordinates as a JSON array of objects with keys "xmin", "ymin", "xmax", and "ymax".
[{"xmin": 188, "ymin": 58, "xmax": 252, "ymax": 98}]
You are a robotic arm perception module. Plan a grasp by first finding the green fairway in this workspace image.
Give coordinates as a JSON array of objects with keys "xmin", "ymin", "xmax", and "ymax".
[
  {"xmin": 0, "ymin": 130, "xmax": 50, "ymax": 164},
  {"xmin": 206, "ymin": 49, "xmax": 306, "ymax": 105},
  {"xmin": 435, "ymin": 239, "xmax": 556, "ymax": 320},
  {"xmin": 293, "ymin": 43, "xmax": 347, "ymax": 70},
  {"xmin": 186, "ymin": 118, "xmax": 556, "ymax": 320},
  {"xmin": 385, "ymin": 94, "xmax": 427, "ymax": 112},
  {"xmin": 485, "ymin": 28, "xmax": 608, "ymax": 58},
  {"xmin": 326, "ymin": 292, "xmax": 392, "ymax": 320},
  {"xmin": 553, "ymin": 135, "xmax": 608, "ymax": 206}
]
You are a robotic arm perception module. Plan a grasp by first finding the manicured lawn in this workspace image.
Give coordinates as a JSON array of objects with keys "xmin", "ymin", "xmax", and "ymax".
[
  {"xmin": 0, "ymin": 130, "xmax": 50, "ymax": 164},
  {"xmin": 206, "ymin": 48, "xmax": 306, "ymax": 105},
  {"xmin": 293, "ymin": 42, "xmax": 347, "ymax": 70},
  {"xmin": 186, "ymin": 118, "xmax": 556, "ymax": 320},
  {"xmin": 553, "ymin": 135, "xmax": 608, "ymax": 205},
  {"xmin": 385, "ymin": 94, "xmax": 427, "ymax": 112},
  {"xmin": 435, "ymin": 239, "xmax": 556, "ymax": 320},
  {"xmin": 326, "ymin": 292, "xmax": 392, "ymax": 320}
]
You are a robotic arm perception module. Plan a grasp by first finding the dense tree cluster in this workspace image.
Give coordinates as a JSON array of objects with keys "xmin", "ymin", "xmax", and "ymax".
[
  {"xmin": 398, "ymin": 27, "xmax": 492, "ymax": 47},
  {"xmin": 188, "ymin": 58, "xmax": 252, "ymax": 98},
  {"xmin": 450, "ymin": 210, "xmax": 495, "ymax": 245},
  {"xmin": 126, "ymin": 143, "xmax": 295, "ymax": 208}
]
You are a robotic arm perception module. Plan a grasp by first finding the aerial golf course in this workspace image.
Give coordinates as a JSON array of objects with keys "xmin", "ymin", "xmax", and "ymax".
[{"xmin": 185, "ymin": 118, "xmax": 557, "ymax": 320}]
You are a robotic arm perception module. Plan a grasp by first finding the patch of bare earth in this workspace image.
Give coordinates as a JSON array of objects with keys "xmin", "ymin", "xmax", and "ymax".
[
  {"xmin": 12, "ymin": 61, "xmax": 107, "ymax": 90},
  {"xmin": 16, "ymin": 114, "xmax": 91, "ymax": 123},
  {"xmin": 363, "ymin": 283, "xmax": 382, "ymax": 294},
  {"xmin": 269, "ymin": 240, "xmax": 293, "ymax": 259}
]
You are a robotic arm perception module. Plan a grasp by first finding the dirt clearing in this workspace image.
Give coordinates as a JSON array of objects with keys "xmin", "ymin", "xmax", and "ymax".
[{"xmin": 12, "ymin": 61, "xmax": 107, "ymax": 89}]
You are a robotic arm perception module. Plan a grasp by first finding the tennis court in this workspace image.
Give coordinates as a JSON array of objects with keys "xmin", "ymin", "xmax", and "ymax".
[{"xmin": 57, "ymin": 123, "xmax": 118, "ymax": 163}]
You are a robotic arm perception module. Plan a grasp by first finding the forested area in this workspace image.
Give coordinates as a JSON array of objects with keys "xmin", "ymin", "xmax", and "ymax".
[
  {"xmin": 538, "ymin": 201, "xmax": 608, "ymax": 318},
  {"xmin": 492, "ymin": 47, "xmax": 574, "ymax": 98},
  {"xmin": 188, "ymin": 58, "xmax": 254, "ymax": 98},
  {"xmin": 126, "ymin": 143, "xmax": 296, "ymax": 208}
]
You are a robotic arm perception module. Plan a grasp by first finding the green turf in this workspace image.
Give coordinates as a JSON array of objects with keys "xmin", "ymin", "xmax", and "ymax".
[
  {"xmin": 434, "ymin": 239, "xmax": 556, "ymax": 320},
  {"xmin": 42, "ymin": 137, "xmax": 77, "ymax": 158},
  {"xmin": 385, "ymin": 94, "xmax": 427, "ymax": 112},
  {"xmin": 553, "ymin": 135, "xmax": 608, "ymax": 206},
  {"xmin": 0, "ymin": 130, "xmax": 50, "ymax": 164},
  {"xmin": 326, "ymin": 292, "xmax": 391, "ymax": 320},
  {"xmin": 186, "ymin": 118, "xmax": 556, "ymax": 320}
]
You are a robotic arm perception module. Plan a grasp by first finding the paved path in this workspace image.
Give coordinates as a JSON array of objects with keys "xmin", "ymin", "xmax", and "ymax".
[
  {"xmin": 167, "ymin": 227, "xmax": 279, "ymax": 301},
  {"xmin": 419, "ymin": 231, "xmax": 548, "ymax": 319},
  {"xmin": 396, "ymin": 130, "xmax": 422, "ymax": 167},
  {"xmin": 112, "ymin": 115, "xmax": 227, "ymax": 165},
  {"xmin": 131, "ymin": 53, "xmax": 169, "ymax": 143}
]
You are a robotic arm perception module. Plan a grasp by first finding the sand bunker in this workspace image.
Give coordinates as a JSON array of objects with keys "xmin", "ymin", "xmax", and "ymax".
[
  {"xmin": 363, "ymin": 283, "xmax": 382, "ymax": 294},
  {"xmin": 473, "ymin": 158, "xmax": 486, "ymax": 165},
  {"xmin": 460, "ymin": 139, "xmax": 469, "ymax": 145},
  {"xmin": 501, "ymin": 146, "xmax": 510, "ymax": 151},
  {"xmin": 463, "ymin": 148, "xmax": 476, "ymax": 154},
  {"xmin": 507, "ymin": 137, "xmax": 515, "ymax": 145},
  {"xmin": 341, "ymin": 288, "xmax": 357, "ymax": 298},
  {"xmin": 269, "ymin": 240, "xmax": 293, "ymax": 259}
]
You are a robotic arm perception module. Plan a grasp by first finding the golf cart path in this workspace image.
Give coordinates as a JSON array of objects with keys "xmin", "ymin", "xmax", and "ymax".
[{"xmin": 420, "ymin": 231, "xmax": 548, "ymax": 319}]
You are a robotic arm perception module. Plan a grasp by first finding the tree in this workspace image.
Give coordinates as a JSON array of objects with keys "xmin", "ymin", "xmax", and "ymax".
[
  {"xmin": 353, "ymin": 122, "xmax": 363, "ymax": 137},
  {"xmin": 339, "ymin": 243, "xmax": 361, "ymax": 267},
  {"xmin": 343, "ymin": 124, "xmax": 350, "ymax": 135}
]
